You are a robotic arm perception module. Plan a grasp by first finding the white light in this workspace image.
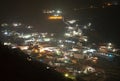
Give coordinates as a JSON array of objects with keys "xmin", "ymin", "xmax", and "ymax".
[
  {"xmin": 4, "ymin": 31, "xmax": 8, "ymax": 35},
  {"xmin": 84, "ymin": 39, "xmax": 88, "ymax": 42},
  {"xmin": 56, "ymin": 10, "xmax": 62, "ymax": 14},
  {"xmin": 60, "ymin": 44, "xmax": 64, "ymax": 47},
  {"xmin": 43, "ymin": 38, "xmax": 51, "ymax": 41},
  {"xmin": 68, "ymin": 20, "xmax": 76, "ymax": 24},
  {"xmin": 65, "ymin": 33, "xmax": 71, "ymax": 37},
  {"xmin": 78, "ymin": 71, "xmax": 81, "ymax": 73},
  {"xmin": 64, "ymin": 73, "xmax": 69, "ymax": 77},
  {"xmin": 46, "ymin": 67, "xmax": 50, "ymax": 69},
  {"xmin": 87, "ymin": 67, "xmax": 96, "ymax": 73},
  {"xmin": 108, "ymin": 46, "xmax": 112, "ymax": 49},
  {"xmin": 73, "ymin": 31, "xmax": 78, "ymax": 35},
  {"xmin": 88, "ymin": 49, "xmax": 96, "ymax": 53},
  {"xmin": 113, "ymin": 49, "xmax": 116, "ymax": 52},
  {"xmin": 68, "ymin": 27, "xmax": 73, "ymax": 30},
  {"xmin": 83, "ymin": 50, "xmax": 87, "ymax": 53},
  {"xmin": 13, "ymin": 23, "xmax": 21, "ymax": 27},
  {"xmin": 71, "ymin": 48, "xmax": 78, "ymax": 51},
  {"xmin": 108, "ymin": 43, "xmax": 112, "ymax": 46},
  {"xmin": 72, "ymin": 41, "xmax": 75, "ymax": 43},
  {"xmin": 4, "ymin": 42, "xmax": 11, "ymax": 45},
  {"xmin": 88, "ymin": 23, "xmax": 91, "ymax": 26},
  {"xmin": 58, "ymin": 40, "xmax": 62, "ymax": 43},
  {"xmin": 18, "ymin": 46, "xmax": 29, "ymax": 50},
  {"xmin": 12, "ymin": 46, "xmax": 17, "ymax": 49},
  {"xmin": 23, "ymin": 35, "xmax": 31, "ymax": 38},
  {"xmin": 27, "ymin": 26, "xmax": 32, "ymax": 29},
  {"xmin": 13, "ymin": 23, "xmax": 18, "ymax": 26}
]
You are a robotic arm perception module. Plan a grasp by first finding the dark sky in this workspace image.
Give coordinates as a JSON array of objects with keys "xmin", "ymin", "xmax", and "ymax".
[
  {"xmin": 0, "ymin": 0, "xmax": 90, "ymax": 17},
  {"xmin": 0, "ymin": 0, "xmax": 90, "ymax": 24}
]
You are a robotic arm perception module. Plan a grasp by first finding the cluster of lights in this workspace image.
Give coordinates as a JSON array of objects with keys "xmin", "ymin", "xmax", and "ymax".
[
  {"xmin": 1, "ymin": 23, "xmax": 8, "ymax": 27},
  {"xmin": 46, "ymin": 10, "xmax": 63, "ymax": 20},
  {"xmin": 4, "ymin": 42, "xmax": 11, "ymax": 45},
  {"xmin": 43, "ymin": 10, "xmax": 62, "ymax": 14},
  {"xmin": 13, "ymin": 23, "xmax": 22, "ymax": 27},
  {"xmin": 1, "ymin": 9, "xmax": 119, "ymax": 81},
  {"xmin": 83, "ymin": 48, "xmax": 96, "ymax": 54}
]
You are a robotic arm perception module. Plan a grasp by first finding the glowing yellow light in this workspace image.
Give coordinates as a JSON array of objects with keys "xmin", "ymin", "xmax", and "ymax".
[
  {"xmin": 48, "ymin": 16, "xmax": 63, "ymax": 20},
  {"xmin": 64, "ymin": 73, "xmax": 69, "ymax": 77},
  {"xmin": 34, "ymin": 49, "xmax": 39, "ymax": 53}
]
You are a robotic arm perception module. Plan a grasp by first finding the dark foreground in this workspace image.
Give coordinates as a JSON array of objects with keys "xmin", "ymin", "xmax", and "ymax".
[{"xmin": 0, "ymin": 43, "xmax": 73, "ymax": 81}]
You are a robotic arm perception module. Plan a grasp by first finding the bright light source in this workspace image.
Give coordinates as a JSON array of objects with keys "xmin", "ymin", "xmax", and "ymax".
[
  {"xmin": 46, "ymin": 67, "xmax": 50, "ymax": 69},
  {"xmin": 71, "ymin": 48, "xmax": 78, "ymax": 51},
  {"xmin": 83, "ymin": 50, "xmax": 87, "ymax": 53},
  {"xmin": 23, "ymin": 35, "xmax": 31, "ymax": 39},
  {"xmin": 88, "ymin": 49, "xmax": 96, "ymax": 53},
  {"xmin": 58, "ymin": 40, "xmax": 62, "ymax": 43},
  {"xmin": 65, "ymin": 33, "xmax": 71, "ymax": 37},
  {"xmin": 68, "ymin": 27, "xmax": 73, "ymax": 30},
  {"xmin": 73, "ymin": 31, "xmax": 78, "ymax": 35},
  {"xmin": 4, "ymin": 42, "xmax": 11, "ymax": 45},
  {"xmin": 13, "ymin": 23, "xmax": 21, "ymax": 27},
  {"xmin": 13, "ymin": 23, "xmax": 18, "ymax": 26},
  {"xmin": 12, "ymin": 46, "xmax": 17, "ymax": 49},
  {"xmin": 4, "ymin": 31, "xmax": 8, "ymax": 35},
  {"xmin": 78, "ymin": 71, "xmax": 81, "ymax": 73},
  {"xmin": 18, "ymin": 46, "xmax": 29, "ymax": 50},
  {"xmin": 64, "ymin": 73, "xmax": 69, "ymax": 77},
  {"xmin": 60, "ymin": 44, "xmax": 64, "ymax": 47},
  {"xmin": 112, "ymin": 49, "xmax": 116, "ymax": 52},
  {"xmin": 56, "ymin": 10, "xmax": 62, "ymax": 13},
  {"xmin": 68, "ymin": 20, "xmax": 76, "ymax": 24},
  {"xmin": 48, "ymin": 16, "xmax": 63, "ymax": 20},
  {"xmin": 108, "ymin": 46, "xmax": 112, "ymax": 49},
  {"xmin": 108, "ymin": 43, "xmax": 112, "ymax": 46},
  {"xmin": 84, "ymin": 39, "xmax": 88, "ymax": 42},
  {"xmin": 43, "ymin": 38, "xmax": 51, "ymax": 41},
  {"xmin": 27, "ymin": 26, "xmax": 33, "ymax": 29}
]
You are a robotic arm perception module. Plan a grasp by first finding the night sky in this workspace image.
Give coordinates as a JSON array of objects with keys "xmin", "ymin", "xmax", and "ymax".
[{"xmin": 0, "ymin": 0, "xmax": 120, "ymax": 47}]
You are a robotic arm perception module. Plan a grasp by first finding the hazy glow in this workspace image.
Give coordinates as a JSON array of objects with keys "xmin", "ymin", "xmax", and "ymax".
[
  {"xmin": 64, "ymin": 73, "xmax": 69, "ymax": 77},
  {"xmin": 56, "ymin": 10, "xmax": 62, "ymax": 14}
]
